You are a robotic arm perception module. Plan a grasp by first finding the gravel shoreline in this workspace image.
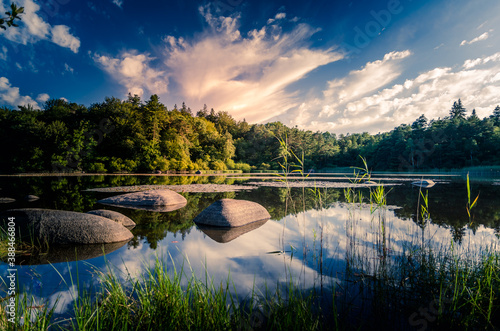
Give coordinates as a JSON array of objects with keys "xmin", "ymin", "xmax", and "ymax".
[
  {"xmin": 85, "ymin": 180, "xmax": 407, "ymax": 193},
  {"xmin": 85, "ymin": 184, "xmax": 260, "ymax": 193}
]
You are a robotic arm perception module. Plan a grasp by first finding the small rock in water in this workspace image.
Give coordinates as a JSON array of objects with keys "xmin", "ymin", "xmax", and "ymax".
[
  {"xmin": 194, "ymin": 199, "xmax": 270, "ymax": 227},
  {"xmin": 0, "ymin": 197, "xmax": 15, "ymax": 203},
  {"xmin": 411, "ymin": 179, "xmax": 435, "ymax": 188},
  {"xmin": 24, "ymin": 195, "xmax": 40, "ymax": 202}
]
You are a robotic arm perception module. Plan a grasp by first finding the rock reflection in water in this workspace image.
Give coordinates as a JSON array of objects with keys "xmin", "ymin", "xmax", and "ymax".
[
  {"xmin": 197, "ymin": 219, "xmax": 268, "ymax": 243},
  {"xmin": 10, "ymin": 240, "xmax": 129, "ymax": 265}
]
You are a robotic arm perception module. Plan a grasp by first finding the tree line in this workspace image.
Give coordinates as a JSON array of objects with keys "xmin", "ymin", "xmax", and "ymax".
[{"xmin": 1, "ymin": 95, "xmax": 500, "ymax": 173}]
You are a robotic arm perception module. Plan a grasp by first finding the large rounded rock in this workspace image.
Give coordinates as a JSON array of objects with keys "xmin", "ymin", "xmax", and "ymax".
[
  {"xmin": 0, "ymin": 209, "xmax": 133, "ymax": 245},
  {"xmin": 194, "ymin": 199, "xmax": 270, "ymax": 227},
  {"xmin": 86, "ymin": 209, "xmax": 136, "ymax": 228},
  {"xmin": 97, "ymin": 189, "xmax": 187, "ymax": 212},
  {"xmin": 411, "ymin": 179, "xmax": 435, "ymax": 188}
]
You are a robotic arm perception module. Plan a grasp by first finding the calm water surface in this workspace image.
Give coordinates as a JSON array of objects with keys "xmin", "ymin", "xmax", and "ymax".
[{"xmin": 1, "ymin": 174, "xmax": 500, "ymax": 320}]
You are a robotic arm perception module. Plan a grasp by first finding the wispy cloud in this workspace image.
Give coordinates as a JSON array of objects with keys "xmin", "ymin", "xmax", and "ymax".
[
  {"xmin": 93, "ymin": 7, "xmax": 341, "ymax": 121},
  {"xmin": 0, "ymin": 46, "xmax": 8, "ymax": 61},
  {"xmin": 460, "ymin": 30, "xmax": 492, "ymax": 46},
  {"xmin": 112, "ymin": 0, "xmax": 123, "ymax": 8},
  {"xmin": 93, "ymin": 51, "xmax": 168, "ymax": 97},
  {"xmin": 0, "ymin": 0, "xmax": 80, "ymax": 53},
  {"xmin": 0, "ymin": 76, "xmax": 40, "ymax": 108},
  {"xmin": 160, "ymin": 6, "xmax": 342, "ymax": 122},
  {"xmin": 275, "ymin": 51, "xmax": 500, "ymax": 134},
  {"xmin": 64, "ymin": 63, "xmax": 74, "ymax": 74},
  {"xmin": 322, "ymin": 51, "xmax": 411, "ymax": 108},
  {"xmin": 51, "ymin": 25, "xmax": 80, "ymax": 53},
  {"xmin": 267, "ymin": 12, "xmax": 286, "ymax": 24}
]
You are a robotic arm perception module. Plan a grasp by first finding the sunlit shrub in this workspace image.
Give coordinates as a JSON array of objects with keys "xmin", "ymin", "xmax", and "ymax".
[{"xmin": 88, "ymin": 162, "xmax": 107, "ymax": 173}]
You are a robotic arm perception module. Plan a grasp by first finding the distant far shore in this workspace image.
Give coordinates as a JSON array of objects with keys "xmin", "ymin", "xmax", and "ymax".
[{"xmin": 3, "ymin": 165, "xmax": 500, "ymax": 178}]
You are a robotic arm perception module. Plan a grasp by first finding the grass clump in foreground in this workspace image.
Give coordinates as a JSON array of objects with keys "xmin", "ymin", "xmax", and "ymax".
[
  {"xmin": 2, "ymin": 245, "xmax": 500, "ymax": 330},
  {"xmin": 0, "ymin": 255, "xmax": 328, "ymax": 331}
]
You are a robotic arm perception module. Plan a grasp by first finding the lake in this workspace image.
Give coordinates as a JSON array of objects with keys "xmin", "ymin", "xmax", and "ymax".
[{"xmin": 1, "ymin": 173, "xmax": 500, "ymax": 327}]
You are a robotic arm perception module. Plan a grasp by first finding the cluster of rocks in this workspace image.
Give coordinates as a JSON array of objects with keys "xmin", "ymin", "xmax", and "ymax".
[
  {"xmin": 0, "ymin": 189, "xmax": 188, "ymax": 246},
  {"xmin": 0, "ymin": 194, "xmax": 40, "ymax": 204},
  {"xmin": 1, "ymin": 188, "xmax": 271, "ymax": 263}
]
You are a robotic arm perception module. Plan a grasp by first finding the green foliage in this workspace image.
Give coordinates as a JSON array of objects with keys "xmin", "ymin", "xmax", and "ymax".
[
  {"xmin": 88, "ymin": 162, "xmax": 106, "ymax": 173},
  {"xmin": 466, "ymin": 172, "xmax": 480, "ymax": 219},
  {"xmin": 234, "ymin": 162, "xmax": 252, "ymax": 172},
  {"xmin": 2, "ymin": 97, "xmax": 500, "ymax": 173},
  {"xmin": 0, "ymin": 3, "xmax": 23, "ymax": 30},
  {"xmin": 450, "ymin": 99, "xmax": 467, "ymax": 120}
]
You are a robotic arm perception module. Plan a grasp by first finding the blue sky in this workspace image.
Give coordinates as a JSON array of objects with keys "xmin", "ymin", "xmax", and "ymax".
[{"xmin": 1, "ymin": 0, "xmax": 499, "ymax": 134}]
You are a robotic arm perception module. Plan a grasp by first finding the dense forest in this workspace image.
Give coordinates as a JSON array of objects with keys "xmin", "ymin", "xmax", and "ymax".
[{"xmin": 1, "ymin": 95, "xmax": 500, "ymax": 174}]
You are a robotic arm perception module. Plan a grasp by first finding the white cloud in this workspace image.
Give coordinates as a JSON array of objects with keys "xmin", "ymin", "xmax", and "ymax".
[
  {"xmin": 267, "ymin": 12, "xmax": 286, "ymax": 24},
  {"xmin": 36, "ymin": 93, "xmax": 50, "ymax": 103},
  {"xmin": 463, "ymin": 52, "xmax": 500, "ymax": 69},
  {"xmin": 0, "ymin": 46, "xmax": 8, "ymax": 61},
  {"xmin": 0, "ymin": 76, "xmax": 40, "ymax": 108},
  {"xmin": 94, "ymin": 51, "xmax": 168, "ymax": 97},
  {"xmin": 161, "ymin": 6, "xmax": 342, "ymax": 123},
  {"xmin": 51, "ymin": 25, "xmax": 80, "ymax": 53},
  {"xmin": 275, "ymin": 12, "xmax": 286, "ymax": 20},
  {"xmin": 64, "ymin": 63, "xmax": 74, "ymax": 74},
  {"xmin": 273, "ymin": 51, "xmax": 500, "ymax": 134},
  {"xmin": 92, "ymin": 8, "xmax": 340, "ymax": 121},
  {"xmin": 320, "ymin": 50, "xmax": 411, "ymax": 114},
  {"xmin": 460, "ymin": 30, "xmax": 492, "ymax": 46},
  {"xmin": 113, "ymin": 0, "xmax": 123, "ymax": 8},
  {"xmin": 0, "ymin": 0, "xmax": 80, "ymax": 53}
]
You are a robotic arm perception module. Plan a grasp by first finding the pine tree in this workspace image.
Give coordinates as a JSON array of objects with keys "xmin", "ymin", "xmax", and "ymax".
[
  {"xmin": 411, "ymin": 114, "xmax": 428, "ymax": 130},
  {"xmin": 449, "ymin": 99, "xmax": 466, "ymax": 120},
  {"xmin": 493, "ymin": 105, "xmax": 500, "ymax": 118},
  {"xmin": 469, "ymin": 109, "xmax": 479, "ymax": 121}
]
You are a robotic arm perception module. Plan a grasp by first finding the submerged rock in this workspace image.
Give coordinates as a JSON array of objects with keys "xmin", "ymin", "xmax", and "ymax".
[
  {"xmin": 0, "ymin": 209, "xmax": 133, "ymax": 245},
  {"xmin": 194, "ymin": 199, "xmax": 270, "ymax": 227},
  {"xmin": 24, "ymin": 195, "xmax": 40, "ymax": 202},
  {"xmin": 86, "ymin": 209, "xmax": 136, "ymax": 228},
  {"xmin": 0, "ymin": 197, "xmax": 16, "ymax": 203},
  {"xmin": 411, "ymin": 179, "xmax": 436, "ymax": 188},
  {"xmin": 197, "ymin": 219, "xmax": 268, "ymax": 243},
  {"xmin": 97, "ymin": 189, "xmax": 187, "ymax": 212}
]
